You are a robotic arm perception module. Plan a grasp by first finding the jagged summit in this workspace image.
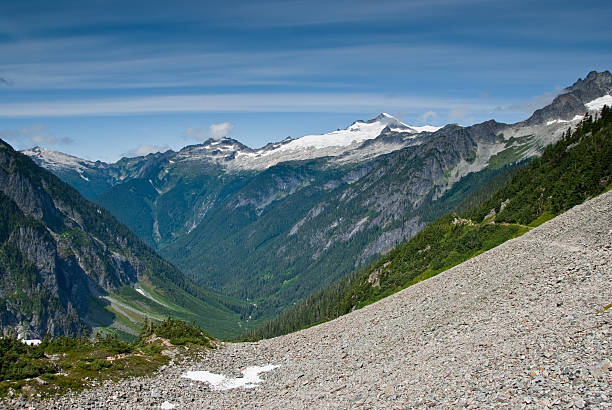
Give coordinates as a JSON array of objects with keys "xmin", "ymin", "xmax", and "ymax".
[
  {"xmin": 20, "ymin": 112, "xmax": 441, "ymax": 173},
  {"xmin": 567, "ymin": 70, "xmax": 612, "ymax": 94},
  {"xmin": 526, "ymin": 70, "xmax": 612, "ymax": 125},
  {"xmin": 368, "ymin": 112, "xmax": 414, "ymax": 131},
  {"xmin": 163, "ymin": 112, "xmax": 440, "ymax": 169}
]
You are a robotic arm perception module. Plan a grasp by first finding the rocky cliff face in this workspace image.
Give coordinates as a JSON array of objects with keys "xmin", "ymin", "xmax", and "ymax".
[
  {"xmin": 0, "ymin": 139, "xmax": 235, "ymax": 338},
  {"xmin": 526, "ymin": 70, "xmax": 612, "ymax": 125},
  {"xmin": 0, "ymin": 140, "xmax": 152, "ymax": 337}
]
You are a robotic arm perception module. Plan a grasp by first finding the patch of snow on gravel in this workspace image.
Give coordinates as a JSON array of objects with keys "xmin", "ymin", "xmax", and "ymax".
[
  {"xmin": 182, "ymin": 365, "xmax": 279, "ymax": 390},
  {"xmin": 160, "ymin": 401, "xmax": 175, "ymax": 409}
]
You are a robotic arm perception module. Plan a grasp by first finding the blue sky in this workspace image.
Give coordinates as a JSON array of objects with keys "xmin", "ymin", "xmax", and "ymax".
[{"xmin": 0, "ymin": 0, "xmax": 611, "ymax": 162}]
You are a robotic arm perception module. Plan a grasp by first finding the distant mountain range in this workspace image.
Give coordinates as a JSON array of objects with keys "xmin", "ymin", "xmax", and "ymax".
[{"xmin": 23, "ymin": 70, "xmax": 612, "ymax": 332}]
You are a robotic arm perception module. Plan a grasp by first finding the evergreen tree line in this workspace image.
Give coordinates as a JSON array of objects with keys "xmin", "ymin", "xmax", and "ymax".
[{"xmin": 242, "ymin": 106, "xmax": 612, "ymax": 341}]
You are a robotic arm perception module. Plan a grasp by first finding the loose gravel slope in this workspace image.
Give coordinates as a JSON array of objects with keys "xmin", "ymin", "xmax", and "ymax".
[{"xmin": 45, "ymin": 191, "xmax": 612, "ymax": 409}]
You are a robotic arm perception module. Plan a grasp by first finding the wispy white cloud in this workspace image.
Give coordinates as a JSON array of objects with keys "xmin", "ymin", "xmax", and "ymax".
[
  {"xmin": 417, "ymin": 110, "xmax": 438, "ymax": 123},
  {"xmin": 182, "ymin": 127, "xmax": 208, "ymax": 142},
  {"xmin": 209, "ymin": 122, "xmax": 234, "ymax": 139},
  {"xmin": 0, "ymin": 125, "xmax": 74, "ymax": 149},
  {"xmin": 0, "ymin": 0, "xmax": 479, "ymax": 34},
  {"xmin": 124, "ymin": 144, "xmax": 172, "ymax": 157},
  {"xmin": 183, "ymin": 122, "xmax": 235, "ymax": 142},
  {"xmin": 494, "ymin": 88, "xmax": 562, "ymax": 114},
  {"xmin": 229, "ymin": 0, "xmax": 475, "ymax": 27},
  {"xmin": 0, "ymin": 93, "xmax": 500, "ymax": 117},
  {"xmin": 1, "ymin": 40, "xmax": 607, "ymax": 92}
]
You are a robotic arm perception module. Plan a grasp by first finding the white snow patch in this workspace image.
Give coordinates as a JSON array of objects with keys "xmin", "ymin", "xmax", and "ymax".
[
  {"xmin": 21, "ymin": 147, "xmax": 93, "ymax": 171},
  {"xmin": 182, "ymin": 364, "xmax": 279, "ymax": 390},
  {"xmin": 160, "ymin": 401, "xmax": 175, "ymax": 409},
  {"xmin": 135, "ymin": 287, "xmax": 146, "ymax": 297},
  {"xmin": 585, "ymin": 95, "xmax": 612, "ymax": 111},
  {"xmin": 546, "ymin": 115, "xmax": 584, "ymax": 125},
  {"xmin": 235, "ymin": 150, "xmax": 259, "ymax": 158},
  {"xmin": 272, "ymin": 122, "xmax": 391, "ymax": 152},
  {"xmin": 149, "ymin": 179, "xmax": 162, "ymax": 194},
  {"xmin": 79, "ymin": 173, "xmax": 89, "ymax": 181},
  {"xmin": 23, "ymin": 339, "xmax": 42, "ymax": 346},
  {"xmin": 409, "ymin": 125, "xmax": 443, "ymax": 133},
  {"xmin": 546, "ymin": 119, "xmax": 569, "ymax": 125}
]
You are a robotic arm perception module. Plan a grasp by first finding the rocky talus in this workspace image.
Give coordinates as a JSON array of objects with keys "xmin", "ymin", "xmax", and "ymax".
[{"xmin": 30, "ymin": 192, "xmax": 612, "ymax": 408}]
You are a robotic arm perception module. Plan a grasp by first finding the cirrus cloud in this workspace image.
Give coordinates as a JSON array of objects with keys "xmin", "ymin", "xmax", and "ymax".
[
  {"xmin": 495, "ymin": 88, "xmax": 562, "ymax": 114},
  {"xmin": 124, "ymin": 144, "xmax": 173, "ymax": 157},
  {"xmin": 0, "ymin": 125, "xmax": 74, "ymax": 149}
]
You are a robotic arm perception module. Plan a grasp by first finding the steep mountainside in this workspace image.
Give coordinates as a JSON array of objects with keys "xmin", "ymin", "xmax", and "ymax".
[
  {"xmin": 0, "ymin": 140, "xmax": 245, "ymax": 339},
  {"xmin": 23, "ymin": 71, "xmax": 612, "ymax": 328},
  {"xmin": 46, "ymin": 189, "xmax": 612, "ymax": 408},
  {"xmin": 246, "ymin": 106, "xmax": 612, "ymax": 339}
]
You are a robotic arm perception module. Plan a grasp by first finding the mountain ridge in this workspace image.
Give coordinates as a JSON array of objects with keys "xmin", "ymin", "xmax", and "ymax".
[{"xmin": 21, "ymin": 71, "xmax": 612, "ymax": 335}]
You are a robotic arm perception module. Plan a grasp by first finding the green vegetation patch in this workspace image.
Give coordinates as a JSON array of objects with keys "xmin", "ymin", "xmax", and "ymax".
[
  {"xmin": 488, "ymin": 143, "xmax": 534, "ymax": 170},
  {"xmin": 528, "ymin": 211, "xmax": 555, "ymax": 227},
  {"xmin": 0, "ymin": 319, "xmax": 215, "ymax": 400},
  {"xmin": 139, "ymin": 318, "xmax": 214, "ymax": 347}
]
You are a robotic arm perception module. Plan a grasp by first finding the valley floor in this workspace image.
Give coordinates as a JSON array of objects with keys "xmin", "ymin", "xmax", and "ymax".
[{"xmin": 30, "ymin": 191, "xmax": 612, "ymax": 408}]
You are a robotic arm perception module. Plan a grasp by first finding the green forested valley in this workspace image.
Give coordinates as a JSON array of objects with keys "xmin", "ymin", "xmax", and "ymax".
[{"xmin": 244, "ymin": 106, "xmax": 612, "ymax": 340}]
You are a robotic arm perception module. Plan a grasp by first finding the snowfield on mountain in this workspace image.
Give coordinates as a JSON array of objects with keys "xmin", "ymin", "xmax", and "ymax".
[{"xmin": 36, "ymin": 190, "xmax": 611, "ymax": 409}]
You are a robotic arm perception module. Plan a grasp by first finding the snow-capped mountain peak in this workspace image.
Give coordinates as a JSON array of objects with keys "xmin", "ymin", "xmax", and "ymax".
[
  {"xmin": 268, "ymin": 113, "xmax": 417, "ymax": 154},
  {"xmin": 167, "ymin": 113, "xmax": 437, "ymax": 169},
  {"xmin": 21, "ymin": 146, "xmax": 95, "ymax": 171},
  {"xmin": 369, "ymin": 113, "xmax": 442, "ymax": 133},
  {"xmin": 174, "ymin": 137, "xmax": 253, "ymax": 162},
  {"xmin": 20, "ymin": 113, "xmax": 443, "ymax": 173}
]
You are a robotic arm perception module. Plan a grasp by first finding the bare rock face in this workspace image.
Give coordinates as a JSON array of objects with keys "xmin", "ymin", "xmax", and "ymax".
[
  {"xmin": 0, "ymin": 140, "xmax": 152, "ymax": 337},
  {"xmin": 526, "ymin": 70, "xmax": 612, "ymax": 125}
]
